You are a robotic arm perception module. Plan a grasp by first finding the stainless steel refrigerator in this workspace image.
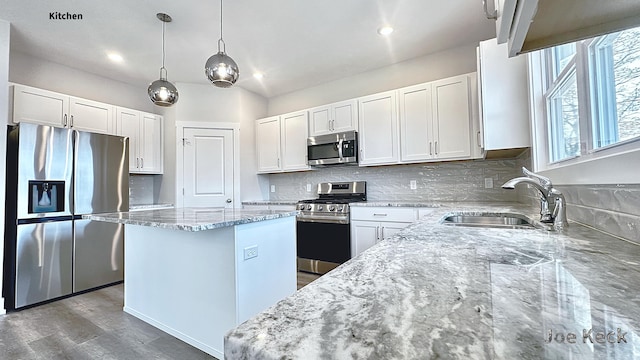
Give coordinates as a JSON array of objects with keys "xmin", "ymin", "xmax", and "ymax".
[{"xmin": 3, "ymin": 123, "xmax": 129, "ymax": 310}]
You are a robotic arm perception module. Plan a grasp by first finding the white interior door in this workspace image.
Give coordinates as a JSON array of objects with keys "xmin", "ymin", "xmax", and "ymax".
[{"xmin": 182, "ymin": 127, "xmax": 234, "ymax": 208}]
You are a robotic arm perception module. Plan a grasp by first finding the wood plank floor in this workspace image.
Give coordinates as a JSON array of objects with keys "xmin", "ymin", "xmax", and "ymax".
[
  {"xmin": 1, "ymin": 272, "xmax": 322, "ymax": 359},
  {"xmin": 0, "ymin": 284, "xmax": 215, "ymax": 360}
]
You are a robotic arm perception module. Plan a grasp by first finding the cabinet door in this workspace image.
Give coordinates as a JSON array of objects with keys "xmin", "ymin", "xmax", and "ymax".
[
  {"xmin": 12, "ymin": 85, "xmax": 68, "ymax": 127},
  {"xmin": 358, "ymin": 91, "xmax": 399, "ymax": 166},
  {"xmin": 116, "ymin": 108, "xmax": 141, "ymax": 172},
  {"xmin": 431, "ymin": 75, "xmax": 472, "ymax": 160},
  {"xmin": 331, "ymin": 99, "xmax": 358, "ymax": 133},
  {"xmin": 309, "ymin": 105, "xmax": 331, "ymax": 136},
  {"xmin": 379, "ymin": 222, "xmax": 410, "ymax": 240},
  {"xmin": 399, "ymin": 83, "xmax": 435, "ymax": 162},
  {"xmin": 139, "ymin": 113, "xmax": 163, "ymax": 174},
  {"xmin": 256, "ymin": 116, "xmax": 282, "ymax": 173},
  {"xmin": 280, "ymin": 111, "xmax": 310, "ymax": 172},
  {"xmin": 69, "ymin": 97, "xmax": 114, "ymax": 134},
  {"xmin": 350, "ymin": 221, "xmax": 380, "ymax": 258},
  {"xmin": 479, "ymin": 38, "xmax": 530, "ymax": 150}
]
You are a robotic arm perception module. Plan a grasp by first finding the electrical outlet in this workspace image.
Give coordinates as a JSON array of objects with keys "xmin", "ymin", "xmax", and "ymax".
[
  {"xmin": 410, "ymin": 180, "xmax": 417, "ymax": 190},
  {"xmin": 244, "ymin": 245, "xmax": 258, "ymax": 260},
  {"xmin": 306, "ymin": 183, "xmax": 312, "ymax": 192},
  {"xmin": 484, "ymin": 177, "xmax": 494, "ymax": 189},
  {"xmin": 270, "ymin": 185, "xmax": 276, "ymax": 193}
]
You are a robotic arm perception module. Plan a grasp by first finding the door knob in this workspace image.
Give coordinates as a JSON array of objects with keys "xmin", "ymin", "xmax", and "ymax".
[{"xmin": 226, "ymin": 198, "xmax": 232, "ymax": 203}]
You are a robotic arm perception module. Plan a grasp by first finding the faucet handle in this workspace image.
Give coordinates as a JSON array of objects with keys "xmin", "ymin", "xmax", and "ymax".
[{"xmin": 522, "ymin": 167, "xmax": 552, "ymax": 189}]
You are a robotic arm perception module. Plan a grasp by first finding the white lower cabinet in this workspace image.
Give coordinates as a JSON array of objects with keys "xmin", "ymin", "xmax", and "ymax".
[{"xmin": 350, "ymin": 207, "xmax": 417, "ymax": 257}]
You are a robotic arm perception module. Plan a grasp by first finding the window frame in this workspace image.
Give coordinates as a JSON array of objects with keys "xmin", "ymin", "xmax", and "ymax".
[{"xmin": 528, "ymin": 30, "xmax": 640, "ymax": 184}]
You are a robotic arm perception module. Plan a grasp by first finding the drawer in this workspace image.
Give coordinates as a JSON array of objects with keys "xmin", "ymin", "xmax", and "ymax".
[{"xmin": 350, "ymin": 207, "xmax": 416, "ymax": 222}]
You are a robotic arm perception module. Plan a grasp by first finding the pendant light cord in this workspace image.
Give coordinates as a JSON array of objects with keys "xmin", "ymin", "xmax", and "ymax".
[{"xmin": 218, "ymin": 0, "xmax": 226, "ymax": 53}]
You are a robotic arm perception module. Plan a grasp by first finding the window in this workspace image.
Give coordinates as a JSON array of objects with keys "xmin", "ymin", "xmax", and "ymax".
[
  {"xmin": 588, "ymin": 28, "xmax": 640, "ymax": 149},
  {"xmin": 535, "ymin": 25, "xmax": 640, "ymax": 167}
]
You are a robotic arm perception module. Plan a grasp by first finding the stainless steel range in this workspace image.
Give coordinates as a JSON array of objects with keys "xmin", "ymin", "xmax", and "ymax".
[{"xmin": 296, "ymin": 181, "xmax": 366, "ymax": 274}]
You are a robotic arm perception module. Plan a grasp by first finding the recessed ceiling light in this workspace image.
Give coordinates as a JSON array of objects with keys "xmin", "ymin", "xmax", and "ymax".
[
  {"xmin": 377, "ymin": 26, "xmax": 394, "ymax": 36},
  {"xmin": 253, "ymin": 72, "xmax": 264, "ymax": 80},
  {"xmin": 107, "ymin": 53, "xmax": 124, "ymax": 63}
]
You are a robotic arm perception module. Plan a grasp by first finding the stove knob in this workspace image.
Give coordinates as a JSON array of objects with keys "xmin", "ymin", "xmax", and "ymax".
[
  {"xmin": 328, "ymin": 205, "xmax": 336, "ymax": 211},
  {"xmin": 306, "ymin": 204, "xmax": 313, "ymax": 211},
  {"xmin": 298, "ymin": 204, "xmax": 305, "ymax": 210},
  {"xmin": 337, "ymin": 205, "xmax": 344, "ymax": 212},
  {"xmin": 317, "ymin": 205, "xmax": 324, "ymax": 211}
]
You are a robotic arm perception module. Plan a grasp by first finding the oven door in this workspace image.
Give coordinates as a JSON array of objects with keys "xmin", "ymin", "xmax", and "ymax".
[{"xmin": 296, "ymin": 220, "xmax": 351, "ymax": 274}]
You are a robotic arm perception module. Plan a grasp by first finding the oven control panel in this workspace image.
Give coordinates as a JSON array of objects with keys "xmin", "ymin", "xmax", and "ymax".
[{"xmin": 297, "ymin": 203, "xmax": 349, "ymax": 214}]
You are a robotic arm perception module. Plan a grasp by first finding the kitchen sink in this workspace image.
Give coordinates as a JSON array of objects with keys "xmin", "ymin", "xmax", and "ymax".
[{"xmin": 441, "ymin": 213, "xmax": 537, "ymax": 229}]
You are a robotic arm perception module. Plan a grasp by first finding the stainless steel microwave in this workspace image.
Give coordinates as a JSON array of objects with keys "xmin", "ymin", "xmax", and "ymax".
[{"xmin": 307, "ymin": 131, "xmax": 358, "ymax": 166}]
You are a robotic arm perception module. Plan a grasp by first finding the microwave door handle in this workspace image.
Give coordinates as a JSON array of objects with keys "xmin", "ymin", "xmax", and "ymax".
[{"xmin": 337, "ymin": 138, "xmax": 344, "ymax": 159}]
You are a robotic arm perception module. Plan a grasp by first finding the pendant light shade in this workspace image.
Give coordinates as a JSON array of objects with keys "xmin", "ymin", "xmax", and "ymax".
[
  {"xmin": 148, "ymin": 13, "xmax": 179, "ymax": 106},
  {"xmin": 205, "ymin": 0, "xmax": 239, "ymax": 87}
]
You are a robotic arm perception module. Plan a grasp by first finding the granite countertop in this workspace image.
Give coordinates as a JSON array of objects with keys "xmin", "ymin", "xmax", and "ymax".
[
  {"xmin": 225, "ymin": 203, "xmax": 640, "ymax": 359},
  {"xmin": 242, "ymin": 200, "xmax": 303, "ymax": 206},
  {"xmin": 129, "ymin": 203, "xmax": 174, "ymax": 211},
  {"xmin": 84, "ymin": 207, "xmax": 298, "ymax": 232}
]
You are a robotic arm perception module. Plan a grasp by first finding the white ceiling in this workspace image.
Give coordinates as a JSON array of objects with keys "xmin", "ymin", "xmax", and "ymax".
[{"xmin": 1, "ymin": 0, "xmax": 496, "ymax": 99}]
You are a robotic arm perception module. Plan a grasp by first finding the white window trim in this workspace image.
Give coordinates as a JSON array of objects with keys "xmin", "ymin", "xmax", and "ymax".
[{"xmin": 527, "ymin": 51, "xmax": 640, "ymax": 184}]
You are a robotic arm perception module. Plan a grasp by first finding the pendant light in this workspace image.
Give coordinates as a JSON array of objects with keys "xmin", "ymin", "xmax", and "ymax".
[
  {"xmin": 148, "ymin": 13, "xmax": 179, "ymax": 106},
  {"xmin": 205, "ymin": 0, "xmax": 239, "ymax": 87}
]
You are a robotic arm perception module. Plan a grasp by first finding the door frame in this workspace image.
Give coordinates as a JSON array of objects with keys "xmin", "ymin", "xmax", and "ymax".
[{"xmin": 175, "ymin": 121, "xmax": 240, "ymax": 208}]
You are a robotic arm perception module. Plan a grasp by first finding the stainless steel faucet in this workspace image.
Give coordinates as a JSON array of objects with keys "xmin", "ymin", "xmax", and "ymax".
[{"xmin": 502, "ymin": 167, "xmax": 568, "ymax": 231}]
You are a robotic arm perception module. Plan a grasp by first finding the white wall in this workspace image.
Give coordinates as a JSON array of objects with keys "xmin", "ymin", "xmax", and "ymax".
[
  {"xmin": 9, "ymin": 51, "xmax": 157, "ymax": 113},
  {"xmin": 160, "ymin": 82, "xmax": 268, "ymax": 205},
  {"xmin": 267, "ymin": 43, "xmax": 478, "ymax": 115},
  {"xmin": 0, "ymin": 19, "xmax": 10, "ymax": 314}
]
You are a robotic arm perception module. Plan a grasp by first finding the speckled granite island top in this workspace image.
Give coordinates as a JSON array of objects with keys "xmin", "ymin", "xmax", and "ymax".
[
  {"xmin": 84, "ymin": 207, "xmax": 298, "ymax": 231},
  {"xmin": 225, "ymin": 203, "xmax": 640, "ymax": 359}
]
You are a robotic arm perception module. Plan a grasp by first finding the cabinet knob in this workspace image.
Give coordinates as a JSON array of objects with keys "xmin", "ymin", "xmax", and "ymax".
[{"xmin": 226, "ymin": 198, "xmax": 232, "ymax": 203}]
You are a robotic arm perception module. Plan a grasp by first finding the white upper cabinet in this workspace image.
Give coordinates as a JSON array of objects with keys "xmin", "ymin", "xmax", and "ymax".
[
  {"xmin": 478, "ymin": 38, "xmax": 530, "ymax": 151},
  {"xmin": 398, "ymin": 73, "xmax": 477, "ymax": 164},
  {"xmin": 12, "ymin": 85, "xmax": 114, "ymax": 134},
  {"xmin": 256, "ymin": 116, "xmax": 281, "ymax": 173},
  {"xmin": 308, "ymin": 99, "xmax": 358, "ymax": 136},
  {"xmin": 12, "ymin": 85, "xmax": 69, "ymax": 127},
  {"xmin": 280, "ymin": 110, "xmax": 310, "ymax": 172},
  {"xmin": 430, "ymin": 75, "xmax": 472, "ymax": 160},
  {"xmin": 256, "ymin": 111, "xmax": 310, "ymax": 174},
  {"xmin": 140, "ymin": 112, "xmax": 164, "ymax": 174},
  {"xmin": 358, "ymin": 90, "xmax": 399, "ymax": 166},
  {"xmin": 69, "ymin": 97, "xmax": 114, "ymax": 134},
  {"xmin": 399, "ymin": 83, "xmax": 434, "ymax": 162},
  {"xmin": 116, "ymin": 107, "xmax": 164, "ymax": 174}
]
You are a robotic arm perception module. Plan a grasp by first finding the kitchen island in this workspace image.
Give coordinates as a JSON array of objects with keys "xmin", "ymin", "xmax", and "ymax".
[
  {"xmin": 85, "ymin": 207, "xmax": 298, "ymax": 359},
  {"xmin": 225, "ymin": 203, "xmax": 640, "ymax": 359}
]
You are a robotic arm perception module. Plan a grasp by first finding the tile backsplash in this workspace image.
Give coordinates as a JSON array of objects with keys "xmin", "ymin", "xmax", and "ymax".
[
  {"xmin": 521, "ymin": 184, "xmax": 640, "ymax": 243},
  {"xmin": 268, "ymin": 159, "xmax": 523, "ymax": 202},
  {"xmin": 269, "ymin": 151, "xmax": 639, "ymax": 243},
  {"xmin": 129, "ymin": 174, "xmax": 155, "ymax": 206},
  {"xmin": 516, "ymin": 150, "xmax": 639, "ymax": 243}
]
